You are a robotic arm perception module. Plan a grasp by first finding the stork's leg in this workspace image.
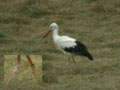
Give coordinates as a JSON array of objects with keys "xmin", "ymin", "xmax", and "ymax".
[
  {"xmin": 26, "ymin": 55, "xmax": 36, "ymax": 79},
  {"xmin": 7, "ymin": 55, "xmax": 21, "ymax": 84},
  {"xmin": 71, "ymin": 55, "xmax": 76, "ymax": 64},
  {"xmin": 68, "ymin": 57, "xmax": 71, "ymax": 62},
  {"xmin": 66, "ymin": 56, "xmax": 71, "ymax": 65}
]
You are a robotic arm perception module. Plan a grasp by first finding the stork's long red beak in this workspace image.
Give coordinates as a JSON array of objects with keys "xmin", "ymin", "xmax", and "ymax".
[{"xmin": 43, "ymin": 30, "xmax": 52, "ymax": 38}]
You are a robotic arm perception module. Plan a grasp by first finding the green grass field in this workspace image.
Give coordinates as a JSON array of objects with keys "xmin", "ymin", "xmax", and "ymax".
[
  {"xmin": 0, "ymin": 55, "xmax": 4, "ymax": 82},
  {"xmin": 0, "ymin": 0, "xmax": 120, "ymax": 90}
]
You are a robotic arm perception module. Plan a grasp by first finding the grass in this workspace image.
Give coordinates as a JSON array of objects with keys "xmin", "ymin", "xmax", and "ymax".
[
  {"xmin": 0, "ymin": 55, "xmax": 4, "ymax": 90},
  {"xmin": 4, "ymin": 55, "xmax": 42, "ymax": 86},
  {"xmin": 0, "ymin": 0, "xmax": 120, "ymax": 90},
  {"xmin": 0, "ymin": 55, "xmax": 4, "ymax": 81}
]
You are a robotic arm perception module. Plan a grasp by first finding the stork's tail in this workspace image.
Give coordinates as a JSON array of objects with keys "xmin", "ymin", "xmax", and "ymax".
[{"xmin": 86, "ymin": 52, "xmax": 93, "ymax": 61}]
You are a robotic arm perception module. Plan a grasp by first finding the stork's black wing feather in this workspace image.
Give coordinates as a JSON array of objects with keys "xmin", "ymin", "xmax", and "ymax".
[{"xmin": 64, "ymin": 41, "xmax": 93, "ymax": 60}]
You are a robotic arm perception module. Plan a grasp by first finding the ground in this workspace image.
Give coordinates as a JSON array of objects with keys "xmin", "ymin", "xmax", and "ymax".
[{"xmin": 0, "ymin": 0, "xmax": 120, "ymax": 90}]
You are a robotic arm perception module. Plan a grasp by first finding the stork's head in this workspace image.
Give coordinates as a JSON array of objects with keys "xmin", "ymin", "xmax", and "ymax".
[
  {"xmin": 43, "ymin": 23, "xmax": 58, "ymax": 38},
  {"xmin": 49, "ymin": 23, "xmax": 58, "ymax": 31}
]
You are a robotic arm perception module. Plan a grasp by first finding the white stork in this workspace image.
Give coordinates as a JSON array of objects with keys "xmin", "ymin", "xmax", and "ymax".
[{"xmin": 43, "ymin": 23, "xmax": 93, "ymax": 63}]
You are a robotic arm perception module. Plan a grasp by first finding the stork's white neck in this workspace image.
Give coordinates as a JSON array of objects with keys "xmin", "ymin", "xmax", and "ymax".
[{"xmin": 53, "ymin": 29, "xmax": 59, "ymax": 41}]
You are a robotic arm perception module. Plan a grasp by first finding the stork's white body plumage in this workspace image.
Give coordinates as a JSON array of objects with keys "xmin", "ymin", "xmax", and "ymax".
[
  {"xmin": 53, "ymin": 35, "xmax": 76, "ymax": 56},
  {"xmin": 44, "ymin": 23, "xmax": 93, "ymax": 63}
]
